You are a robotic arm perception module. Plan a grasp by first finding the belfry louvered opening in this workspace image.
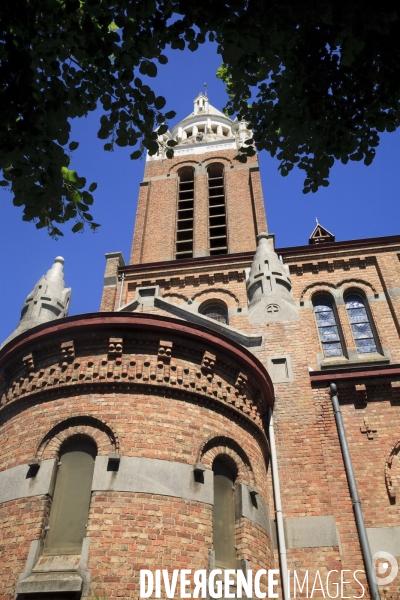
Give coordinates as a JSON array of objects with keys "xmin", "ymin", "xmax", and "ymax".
[
  {"xmin": 176, "ymin": 167, "xmax": 195, "ymax": 259},
  {"xmin": 208, "ymin": 163, "xmax": 228, "ymax": 255}
]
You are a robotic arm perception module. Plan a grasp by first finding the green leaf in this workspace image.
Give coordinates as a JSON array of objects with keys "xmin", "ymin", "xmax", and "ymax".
[
  {"xmin": 62, "ymin": 168, "xmax": 78, "ymax": 183},
  {"xmin": 130, "ymin": 150, "xmax": 142, "ymax": 159},
  {"xmin": 75, "ymin": 176, "xmax": 86, "ymax": 189},
  {"xmin": 154, "ymin": 96, "xmax": 166, "ymax": 110},
  {"xmin": 188, "ymin": 40, "xmax": 198, "ymax": 52},
  {"xmin": 72, "ymin": 222, "xmax": 84, "ymax": 233},
  {"xmin": 0, "ymin": 181, "xmax": 9, "ymax": 187},
  {"xmin": 56, "ymin": 130, "xmax": 70, "ymax": 146},
  {"xmin": 165, "ymin": 111, "xmax": 176, "ymax": 120},
  {"xmin": 158, "ymin": 55, "xmax": 168, "ymax": 64},
  {"xmin": 69, "ymin": 141, "xmax": 79, "ymax": 151},
  {"xmin": 98, "ymin": 128, "xmax": 110, "ymax": 140},
  {"xmin": 157, "ymin": 124, "xmax": 168, "ymax": 135},
  {"xmin": 88, "ymin": 182, "xmax": 97, "ymax": 192},
  {"xmin": 83, "ymin": 194, "xmax": 94, "ymax": 205},
  {"xmin": 146, "ymin": 62, "xmax": 157, "ymax": 77},
  {"xmin": 224, "ymin": 44, "xmax": 243, "ymax": 64}
]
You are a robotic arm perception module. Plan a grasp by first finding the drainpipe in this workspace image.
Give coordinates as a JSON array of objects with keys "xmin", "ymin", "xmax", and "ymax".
[
  {"xmin": 268, "ymin": 406, "xmax": 289, "ymax": 600},
  {"xmin": 330, "ymin": 383, "xmax": 380, "ymax": 600},
  {"xmin": 117, "ymin": 272, "xmax": 125, "ymax": 310}
]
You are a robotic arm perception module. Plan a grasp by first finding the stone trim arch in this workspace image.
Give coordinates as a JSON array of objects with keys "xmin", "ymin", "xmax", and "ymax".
[
  {"xmin": 197, "ymin": 435, "xmax": 255, "ymax": 486},
  {"xmin": 36, "ymin": 415, "xmax": 119, "ymax": 460},
  {"xmin": 163, "ymin": 292, "xmax": 190, "ymax": 303},
  {"xmin": 192, "ymin": 287, "xmax": 240, "ymax": 306},
  {"xmin": 338, "ymin": 279, "xmax": 378, "ymax": 295},
  {"xmin": 168, "ymin": 159, "xmax": 199, "ymax": 174},
  {"xmin": 301, "ymin": 278, "xmax": 378, "ymax": 301},
  {"xmin": 202, "ymin": 156, "xmax": 233, "ymax": 167},
  {"xmin": 385, "ymin": 440, "xmax": 400, "ymax": 501},
  {"xmin": 300, "ymin": 282, "xmax": 337, "ymax": 301}
]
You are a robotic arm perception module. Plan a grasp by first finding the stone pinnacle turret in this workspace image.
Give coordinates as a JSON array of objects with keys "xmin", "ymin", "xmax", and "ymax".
[
  {"xmin": 1, "ymin": 257, "xmax": 71, "ymax": 348},
  {"xmin": 247, "ymin": 233, "xmax": 299, "ymax": 323}
]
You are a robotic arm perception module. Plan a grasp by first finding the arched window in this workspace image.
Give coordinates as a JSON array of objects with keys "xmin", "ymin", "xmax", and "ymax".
[
  {"xmin": 345, "ymin": 293, "xmax": 378, "ymax": 354},
  {"xmin": 208, "ymin": 164, "xmax": 228, "ymax": 255},
  {"xmin": 200, "ymin": 303, "xmax": 228, "ymax": 325},
  {"xmin": 213, "ymin": 458, "xmax": 236, "ymax": 568},
  {"xmin": 313, "ymin": 297, "xmax": 344, "ymax": 358},
  {"xmin": 176, "ymin": 167, "xmax": 195, "ymax": 259},
  {"xmin": 44, "ymin": 437, "xmax": 97, "ymax": 555}
]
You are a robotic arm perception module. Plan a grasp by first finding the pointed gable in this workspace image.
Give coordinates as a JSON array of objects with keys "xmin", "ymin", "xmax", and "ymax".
[{"xmin": 309, "ymin": 221, "xmax": 335, "ymax": 245}]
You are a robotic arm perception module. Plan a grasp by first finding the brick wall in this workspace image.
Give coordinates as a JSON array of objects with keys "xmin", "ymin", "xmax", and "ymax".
[
  {"xmin": 0, "ymin": 316, "xmax": 274, "ymax": 598},
  {"xmin": 0, "ymin": 495, "xmax": 49, "ymax": 600},
  {"xmin": 105, "ymin": 236, "xmax": 400, "ymax": 597}
]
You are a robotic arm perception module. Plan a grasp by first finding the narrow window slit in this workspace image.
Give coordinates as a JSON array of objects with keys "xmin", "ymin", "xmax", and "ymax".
[
  {"xmin": 176, "ymin": 167, "xmax": 195, "ymax": 259},
  {"xmin": 208, "ymin": 164, "xmax": 228, "ymax": 256}
]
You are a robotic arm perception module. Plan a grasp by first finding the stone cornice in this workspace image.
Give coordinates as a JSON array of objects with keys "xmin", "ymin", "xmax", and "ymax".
[
  {"xmin": 309, "ymin": 362, "xmax": 400, "ymax": 384},
  {"xmin": 118, "ymin": 252, "xmax": 255, "ymax": 277},
  {"xmin": 117, "ymin": 235, "xmax": 400, "ymax": 281},
  {"xmin": 278, "ymin": 235, "xmax": 400, "ymax": 263}
]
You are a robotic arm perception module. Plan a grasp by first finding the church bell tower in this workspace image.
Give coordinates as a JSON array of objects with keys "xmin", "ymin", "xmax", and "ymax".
[{"xmin": 130, "ymin": 92, "xmax": 267, "ymax": 265}]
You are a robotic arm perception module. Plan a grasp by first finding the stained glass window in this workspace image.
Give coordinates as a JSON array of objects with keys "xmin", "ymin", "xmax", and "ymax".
[
  {"xmin": 345, "ymin": 294, "xmax": 377, "ymax": 354},
  {"xmin": 313, "ymin": 297, "xmax": 344, "ymax": 357}
]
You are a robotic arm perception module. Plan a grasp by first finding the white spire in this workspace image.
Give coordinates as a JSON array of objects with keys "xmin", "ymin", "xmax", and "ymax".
[{"xmin": 1, "ymin": 257, "xmax": 72, "ymax": 348}]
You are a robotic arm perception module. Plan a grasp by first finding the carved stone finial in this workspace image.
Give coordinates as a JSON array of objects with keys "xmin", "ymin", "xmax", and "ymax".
[
  {"xmin": 1, "ymin": 257, "xmax": 71, "ymax": 348},
  {"xmin": 61, "ymin": 341, "xmax": 75, "ymax": 366},
  {"xmin": 109, "ymin": 338, "xmax": 123, "ymax": 360},
  {"xmin": 22, "ymin": 353, "xmax": 35, "ymax": 373},
  {"xmin": 158, "ymin": 340, "xmax": 173, "ymax": 364},
  {"xmin": 201, "ymin": 351, "xmax": 216, "ymax": 372},
  {"xmin": 201, "ymin": 351, "xmax": 216, "ymax": 382},
  {"xmin": 246, "ymin": 233, "xmax": 298, "ymax": 324},
  {"xmin": 235, "ymin": 371, "xmax": 248, "ymax": 392}
]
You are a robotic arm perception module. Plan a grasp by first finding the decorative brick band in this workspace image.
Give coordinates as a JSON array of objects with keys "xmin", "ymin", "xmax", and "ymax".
[
  {"xmin": 92, "ymin": 456, "xmax": 214, "ymax": 505},
  {"xmin": 0, "ymin": 456, "xmax": 271, "ymax": 534},
  {"xmin": 0, "ymin": 315, "xmax": 273, "ymax": 441},
  {"xmin": 0, "ymin": 459, "xmax": 56, "ymax": 504}
]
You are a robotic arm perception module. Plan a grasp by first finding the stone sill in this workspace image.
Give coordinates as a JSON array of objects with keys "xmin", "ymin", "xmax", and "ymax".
[{"xmin": 320, "ymin": 355, "xmax": 390, "ymax": 370}]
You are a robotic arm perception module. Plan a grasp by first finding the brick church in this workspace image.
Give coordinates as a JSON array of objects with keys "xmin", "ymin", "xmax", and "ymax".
[{"xmin": 1, "ymin": 93, "xmax": 400, "ymax": 599}]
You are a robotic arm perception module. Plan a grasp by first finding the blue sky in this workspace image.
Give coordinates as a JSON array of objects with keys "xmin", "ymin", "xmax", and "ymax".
[{"xmin": 1, "ymin": 42, "xmax": 399, "ymax": 344}]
